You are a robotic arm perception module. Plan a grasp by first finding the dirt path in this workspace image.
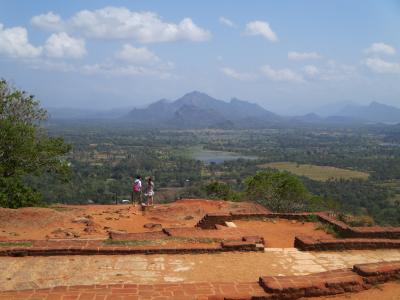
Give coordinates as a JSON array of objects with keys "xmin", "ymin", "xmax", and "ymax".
[{"xmin": 1, "ymin": 249, "xmax": 399, "ymax": 291}]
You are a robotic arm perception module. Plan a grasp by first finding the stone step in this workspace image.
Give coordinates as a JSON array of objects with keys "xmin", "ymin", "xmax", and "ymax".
[
  {"xmin": 259, "ymin": 269, "xmax": 365, "ymax": 298},
  {"xmin": 295, "ymin": 235, "xmax": 400, "ymax": 251},
  {"xmin": 353, "ymin": 261, "xmax": 400, "ymax": 284}
]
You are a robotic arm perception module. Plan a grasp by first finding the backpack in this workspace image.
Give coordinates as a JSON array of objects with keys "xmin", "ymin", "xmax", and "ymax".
[{"xmin": 133, "ymin": 180, "xmax": 141, "ymax": 192}]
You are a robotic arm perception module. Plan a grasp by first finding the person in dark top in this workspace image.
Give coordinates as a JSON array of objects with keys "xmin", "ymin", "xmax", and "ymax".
[{"xmin": 131, "ymin": 175, "xmax": 142, "ymax": 206}]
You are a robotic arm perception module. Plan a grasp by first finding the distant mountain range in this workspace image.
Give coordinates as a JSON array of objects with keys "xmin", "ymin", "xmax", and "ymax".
[
  {"xmin": 47, "ymin": 107, "xmax": 128, "ymax": 120},
  {"xmin": 47, "ymin": 91, "xmax": 400, "ymax": 128},
  {"xmin": 334, "ymin": 102, "xmax": 400, "ymax": 124},
  {"xmin": 126, "ymin": 91, "xmax": 281, "ymax": 128}
]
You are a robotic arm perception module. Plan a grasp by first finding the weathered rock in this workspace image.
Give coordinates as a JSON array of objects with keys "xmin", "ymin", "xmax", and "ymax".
[
  {"xmin": 72, "ymin": 217, "xmax": 91, "ymax": 224},
  {"xmin": 143, "ymin": 223, "xmax": 162, "ymax": 230}
]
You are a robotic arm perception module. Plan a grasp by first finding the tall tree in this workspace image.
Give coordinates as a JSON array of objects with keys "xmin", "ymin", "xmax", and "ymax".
[
  {"xmin": 0, "ymin": 80, "xmax": 71, "ymax": 208},
  {"xmin": 245, "ymin": 170, "xmax": 309, "ymax": 212}
]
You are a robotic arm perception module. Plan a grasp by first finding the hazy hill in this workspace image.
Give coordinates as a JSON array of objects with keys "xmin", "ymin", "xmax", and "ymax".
[
  {"xmin": 335, "ymin": 102, "xmax": 400, "ymax": 124},
  {"xmin": 47, "ymin": 93, "xmax": 400, "ymax": 127},
  {"xmin": 48, "ymin": 107, "xmax": 129, "ymax": 120},
  {"xmin": 313, "ymin": 101, "xmax": 357, "ymax": 117},
  {"xmin": 127, "ymin": 91, "xmax": 281, "ymax": 128}
]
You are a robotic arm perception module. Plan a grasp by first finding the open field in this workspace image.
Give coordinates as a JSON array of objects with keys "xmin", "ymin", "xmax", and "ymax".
[{"xmin": 259, "ymin": 162, "xmax": 370, "ymax": 181}]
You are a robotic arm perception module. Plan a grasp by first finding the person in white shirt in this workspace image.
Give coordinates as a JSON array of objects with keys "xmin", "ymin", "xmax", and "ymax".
[{"xmin": 145, "ymin": 177, "xmax": 155, "ymax": 206}]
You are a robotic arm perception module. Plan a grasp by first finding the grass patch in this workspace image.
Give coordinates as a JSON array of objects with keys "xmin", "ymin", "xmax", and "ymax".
[
  {"xmin": 104, "ymin": 236, "xmax": 222, "ymax": 246},
  {"xmin": 305, "ymin": 214, "xmax": 320, "ymax": 223},
  {"xmin": 314, "ymin": 223, "xmax": 342, "ymax": 238},
  {"xmin": 103, "ymin": 239, "xmax": 164, "ymax": 246},
  {"xmin": 258, "ymin": 162, "xmax": 369, "ymax": 181},
  {"xmin": 0, "ymin": 241, "xmax": 32, "ymax": 247},
  {"xmin": 50, "ymin": 206, "xmax": 77, "ymax": 212},
  {"xmin": 169, "ymin": 236, "xmax": 222, "ymax": 243}
]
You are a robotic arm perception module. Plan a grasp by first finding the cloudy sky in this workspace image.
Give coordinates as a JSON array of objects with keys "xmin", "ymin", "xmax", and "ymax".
[{"xmin": 0, "ymin": 0, "xmax": 399, "ymax": 114}]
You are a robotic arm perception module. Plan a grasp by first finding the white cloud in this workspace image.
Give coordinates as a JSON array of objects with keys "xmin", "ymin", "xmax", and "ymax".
[
  {"xmin": 365, "ymin": 43, "xmax": 396, "ymax": 56},
  {"xmin": 84, "ymin": 42, "xmax": 174, "ymax": 78},
  {"xmin": 66, "ymin": 7, "xmax": 211, "ymax": 43},
  {"xmin": 44, "ymin": 32, "xmax": 86, "ymax": 59},
  {"xmin": 31, "ymin": 12, "xmax": 64, "ymax": 31},
  {"xmin": 115, "ymin": 44, "xmax": 160, "ymax": 65},
  {"xmin": 81, "ymin": 62, "xmax": 173, "ymax": 79},
  {"xmin": 244, "ymin": 21, "xmax": 277, "ymax": 42},
  {"xmin": 0, "ymin": 23, "xmax": 42, "ymax": 58},
  {"xmin": 365, "ymin": 57, "xmax": 400, "ymax": 74},
  {"xmin": 260, "ymin": 65, "xmax": 303, "ymax": 82},
  {"xmin": 288, "ymin": 51, "xmax": 322, "ymax": 60},
  {"xmin": 30, "ymin": 58, "xmax": 77, "ymax": 72},
  {"xmin": 221, "ymin": 67, "xmax": 257, "ymax": 81},
  {"xmin": 303, "ymin": 65, "xmax": 319, "ymax": 76},
  {"xmin": 304, "ymin": 61, "xmax": 356, "ymax": 81},
  {"xmin": 219, "ymin": 17, "xmax": 236, "ymax": 28}
]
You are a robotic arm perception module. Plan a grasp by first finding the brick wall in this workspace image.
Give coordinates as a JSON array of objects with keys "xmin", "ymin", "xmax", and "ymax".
[{"xmin": 295, "ymin": 235, "xmax": 400, "ymax": 251}]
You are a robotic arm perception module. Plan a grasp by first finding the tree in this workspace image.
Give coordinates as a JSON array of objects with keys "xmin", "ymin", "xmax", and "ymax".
[
  {"xmin": 244, "ymin": 170, "xmax": 309, "ymax": 212},
  {"xmin": 0, "ymin": 79, "xmax": 71, "ymax": 208},
  {"xmin": 204, "ymin": 181, "xmax": 240, "ymax": 201}
]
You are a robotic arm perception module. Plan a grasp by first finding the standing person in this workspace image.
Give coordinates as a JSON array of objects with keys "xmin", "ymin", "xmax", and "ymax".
[
  {"xmin": 145, "ymin": 177, "xmax": 155, "ymax": 206},
  {"xmin": 131, "ymin": 175, "xmax": 142, "ymax": 206}
]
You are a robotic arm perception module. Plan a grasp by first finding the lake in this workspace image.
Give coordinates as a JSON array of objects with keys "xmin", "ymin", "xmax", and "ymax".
[{"xmin": 191, "ymin": 147, "xmax": 257, "ymax": 164}]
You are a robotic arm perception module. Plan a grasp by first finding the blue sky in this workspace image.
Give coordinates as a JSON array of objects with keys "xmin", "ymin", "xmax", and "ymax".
[{"xmin": 0, "ymin": 0, "xmax": 399, "ymax": 114}]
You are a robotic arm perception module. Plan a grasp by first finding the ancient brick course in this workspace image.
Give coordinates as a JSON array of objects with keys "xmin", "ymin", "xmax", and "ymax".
[
  {"xmin": 0, "ymin": 282, "xmax": 266, "ymax": 300},
  {"xmin": 295, "ymin": 235, "xmax": 400, "ymax": 251},
  {"xmin": 109, "ymin": 231, "xmax": 168, "ymax": 240},
  {"xmin": 196, "ymin": 213, "xmax": 233, "ymax": 229},
  {"xmin": 259, "ymin": 269, "xmax": 365, "ymax": 298},
  {"xmin": 196, "ymin": 211, "xmax": 400, "ymax": 242},
  {"xmin": 353, "ymin": 261, "xmax": 400, "ymax": 284},
  {"xmin": 350, "ymin": 226, "xmax": 400, "ymax": 239},
  {"xmin": 0, "ymin": 235, "xmax": 264, "ymax": 257}
]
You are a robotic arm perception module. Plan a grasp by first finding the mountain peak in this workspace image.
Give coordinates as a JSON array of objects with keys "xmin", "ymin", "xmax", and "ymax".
[
  {"xmin": 128, "ymin": 91, "xmax": 280, "ymax": 128},
  {"xmin": 336, "ymin": 101, "xmax": 400, "ymax": 124},
  {"xmin": 182, "ymin": 90, "xmax": 209, "ymax": 98},
  {"xmin": 230, "ymin": 97, "xmax": 246, "ymax": 104},
  {"xmin": 369, "ymin": 101, "xmax": 387, "ymax": 108}
]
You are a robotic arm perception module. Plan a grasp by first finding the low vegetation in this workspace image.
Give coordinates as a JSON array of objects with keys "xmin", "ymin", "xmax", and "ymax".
[
  {"xmin": 0, "ymin": 241, "xmax": 33, "ymax": 247},
  {"xmin": 103, "ymin": 239, "xmax": 163, "ymax": 246},
  {"xmin": 259, "ymin": 162, "xmax": 369, "ymax": 181},
  {"xmin": 104, "ymin": 237, "xmax": 222, "ymax": 246},
  {"xmin": 1, "ymin": 80, "xmax": 400, "ymax": 226},
  {"xmin": 314, "ymin": 223, "xmax": 342, "ymax": 238}
]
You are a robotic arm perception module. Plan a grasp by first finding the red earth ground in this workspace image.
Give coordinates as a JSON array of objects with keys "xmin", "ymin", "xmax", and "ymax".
[
  {"xmin": 0, "ymin": 199, "xmax": 399, "ymax": 299},
  {"xmin": 0, "ymin": 199, "xmax": 332, "ymax": 247}
]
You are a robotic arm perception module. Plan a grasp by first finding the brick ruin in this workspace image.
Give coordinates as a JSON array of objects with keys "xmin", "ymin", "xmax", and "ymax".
[{"xmin": 1, "ymin": 207, "xmax": 400, "ymax": 299}]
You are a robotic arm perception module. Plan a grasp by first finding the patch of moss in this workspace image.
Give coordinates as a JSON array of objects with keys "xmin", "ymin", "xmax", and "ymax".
[
  {"xmin": 50, "ymin": 206, "xmax": 76, "ymax": 212},
  {"xmin": 305, "ymin": 214, "xmax": 319, "ymax": 223},
  {"xmin": 169, "ymin": 236, "xmax": 222, "ymax": 243},
  {"xmin": 0, "ymin": 241, "xmax": 32, "ymax": 247},
  {"xmin": 103, "ymin": 239, "xmax": 163, "ymax": 246},
  {"xmin": 314, "ymin": 222, "xmax": 343, "ymax": 238},
  {"xmin": 104, "ymin": 236, "xmax": 222, "ymax": 246}
]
